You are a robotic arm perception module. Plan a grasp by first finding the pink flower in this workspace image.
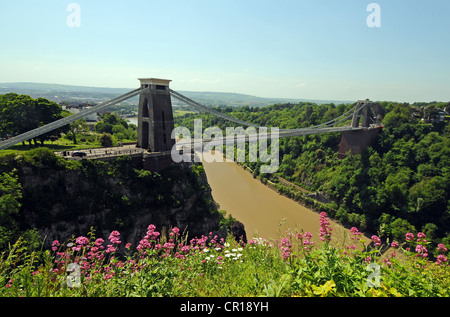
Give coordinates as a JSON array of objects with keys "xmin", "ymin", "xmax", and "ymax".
[
  {"xmin": 280, "ymin": 237, "xmax": 292, "ymax": 261},
  {"xmin": 437, "ymin": 243, "xmax": 448, "ymax": 252},
  {"xmin": 405, "ymin": 232, "xmax": 414, "ymax": 241},
  {"xmin": 417, "ymin": 232, "xmax": 426, "ymax": 239},
  {"xmin": 106, "ymin": 244, "xmax": 116, "ymax": 253},
  {"xmin": 52, "ymin": 240, "xmax": 60, "ymax": 252},
  {"xmin": 171, "ymin": 227, "xmax": 180, "ymax": 236},
  {"xmin": 371, "ymin": 235, "xmax": 381, "ymax": 246},
  {"xmin": 437, "ymin": 255, "xmax": 448, "ymax": 265},
  {"xmin": 319, "ymin": 212, "xmax": 332, "ymax": 242},
  {"xmin": 76, "ymin": 236, "xmax": 89, "ymax": 246},
  {"xmin": 125, "ymin": 243, "xmax": 131, "ymax": 249},
  {"xmin": 94, "ymin": 238, "xmax": 104, "ymax": 247},
  {"xmin": 350, "ymin": 227, "xmax": 362, "ymax": 240},
  {"xmin": 109, "ymin": 231, "xmax": 121, "ymax": 244},
  {"xmin": 391, "ymin": 241, "xmax": 399, "ymax": 248},
  {"xmin": 415, "ymin": 244, "xmax": 428, "ymax": 257}
]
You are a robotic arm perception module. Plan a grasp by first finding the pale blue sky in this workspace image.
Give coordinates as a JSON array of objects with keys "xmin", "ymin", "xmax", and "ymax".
[{"xmin": 0, "ymin": 0, "xmax": 449, "ymax": 102}]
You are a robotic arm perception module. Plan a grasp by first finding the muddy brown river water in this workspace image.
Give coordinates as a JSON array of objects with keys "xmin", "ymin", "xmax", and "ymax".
[{"xmin": 201, "ymin": 151, "xmax": 360, "ymax": 244}]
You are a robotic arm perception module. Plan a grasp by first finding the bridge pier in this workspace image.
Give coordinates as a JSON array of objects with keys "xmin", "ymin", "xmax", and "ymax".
[
  {"xmin": 338, "ymin": 99, "xmax": 381, "ymax": 159},
  {"xmin": 338, "ymin": 128, "xmax": 380, "ymax": 159}
]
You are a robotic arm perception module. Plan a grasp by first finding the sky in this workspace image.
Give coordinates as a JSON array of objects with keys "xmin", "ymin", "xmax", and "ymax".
[{"xmin": 0, "ymin": 0, "xmax": 449, "ymax": 102}]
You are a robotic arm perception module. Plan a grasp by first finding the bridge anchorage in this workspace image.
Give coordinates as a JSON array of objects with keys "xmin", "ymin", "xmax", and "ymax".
[{"xmin": 0, "ymin": 78, "xmax": 383, "ymax": 168}]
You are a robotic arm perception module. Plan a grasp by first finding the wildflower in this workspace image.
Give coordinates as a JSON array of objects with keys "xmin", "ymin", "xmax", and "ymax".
[
  {"xmin": 405, "ymin": 232, "xmax": 414, "ymax": 241},
  {"xmin": 417, "ymin": 232, "xmax": 426, "ymax": 239},
  {"xmin": 383, "ymin": 258, "xmax": 392, "ymax": 266},
  {"xmin": 248, "ymin": 240, "xmax": 257, "ymax": 246},
  {"xmin": 181, "ymin": 245, "xmax": 190, "ymax": 253},
  {"xmin": 170, "ymin": 227, "xmax": 180, "ymax": 237},
  {"xmin": 76, "ymin": 236, "xmax": 89, "ymax": 246},
  {"xmin": 106, "ymin": 244, "xmax": 116, "ymax": 253},
  {"xmin": 125, "ymin": 243, "xmax": 131, "ymax": 249},
  {"xmin": 350, "ymin": 227, "xmax": 362, "ymax": 240},
  {"xmin": 415, "ymin": 244, "xmax": 428, "ymax": 257},
  {"xmin": 145, "ymin": 224, "xmax": 160, "ymax": 240},
  {"xmin": 437, "ymin": 243, "xmax": 448, "ymax": 252},
  {"xmin": 52, "ymin": 240, "xmax": 60, "ymax": 252},
  {"xmin": 371, "ymin": 235, "xmax": 381, "ymax": 247},
  {"xmin": 280, "ymin": 237, "xmax": 292, "ymax": 261},
  {"xmin": 109, "ymin": 231, "xmax": 121, "ymax": 245},
  {"xmin": 391, "ymin": 241, "xmax": 399, "ymax": 248},
  {"xmin": 94, "ymin": 238, "xmax": 105, "ymax": 247},
  {"xmin": 436, "ymin": 255, "xmax": 448, "ymax": 265},
  {"xmin": 319, "ymin": 212, "xmax": 332, "ymax": 242}
]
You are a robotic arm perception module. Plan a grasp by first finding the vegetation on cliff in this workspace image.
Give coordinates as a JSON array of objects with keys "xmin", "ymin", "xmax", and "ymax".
[{"xmin": 0, "ymin": 148, "xmax": 229, "ymax": 252}]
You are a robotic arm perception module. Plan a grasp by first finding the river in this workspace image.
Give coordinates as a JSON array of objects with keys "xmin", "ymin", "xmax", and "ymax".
[{"xmin": 201, "ymin": 151, "xmax": 358, "ymax": 244}]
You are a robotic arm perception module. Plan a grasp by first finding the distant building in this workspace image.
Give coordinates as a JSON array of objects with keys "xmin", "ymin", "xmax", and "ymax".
[
  {"xmin": 423, "ymin": 109, "xmax": 448, "ymax": 123},
  {"xmin": 60, "ymin": 102, "xmax": 99, "ymax": 122}
]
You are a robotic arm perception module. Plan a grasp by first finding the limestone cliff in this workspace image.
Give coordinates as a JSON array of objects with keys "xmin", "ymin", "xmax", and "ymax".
[{"xmin": 12, "ymin": 153, "xmax": 227, "ymax": 249}]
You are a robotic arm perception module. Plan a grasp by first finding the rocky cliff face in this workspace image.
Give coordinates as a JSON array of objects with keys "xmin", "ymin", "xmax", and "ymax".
[{"xmin": 15, "ymin": 156, "xmax": 226, "ymax": 249}]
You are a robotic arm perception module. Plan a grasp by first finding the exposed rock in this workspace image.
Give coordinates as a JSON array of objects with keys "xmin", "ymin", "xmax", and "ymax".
[{"xmin": 16, "ymin": 159, "xmax": 227, "ymax": 250}]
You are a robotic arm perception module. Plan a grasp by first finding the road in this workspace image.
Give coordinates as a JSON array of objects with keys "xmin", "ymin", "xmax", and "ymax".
[{"xmin": 56, "ymin": 144, "xmax": 145, "ymax": 160}]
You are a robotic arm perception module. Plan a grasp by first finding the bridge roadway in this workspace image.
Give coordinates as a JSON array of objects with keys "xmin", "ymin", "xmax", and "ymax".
[
  {"xmin": 55, "ymin": 124, "xmax": 364, "ymax": 162},
  {"xmin": 55, "ymin": 144, "xmax": 146, "ymax": 160}
]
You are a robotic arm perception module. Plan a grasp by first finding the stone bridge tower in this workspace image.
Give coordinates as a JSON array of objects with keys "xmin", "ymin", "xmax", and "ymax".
[
  {"xmin": 338, "ymin": 99, "xmax": 381, "ymax": 159},
  {"xmin": 137, "ymin": 78, "xmax": 175, "ymax": 152}
]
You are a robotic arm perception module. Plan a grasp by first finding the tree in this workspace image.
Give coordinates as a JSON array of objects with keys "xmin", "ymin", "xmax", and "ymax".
[
  {"xmin": 0, "ymin": 93, "xmax": 66, "ymax": 145},
  {"xmin": 66, "ymin": 118, "xmax": 89, "ymax": 144},
  {"xmin": 389, "ymin": 218, "xmax": 416, "ymax": 243},
  {"xmin": 0, "ymin": 171, "xmax": 22, "ymax": 249},
  {"xmin": 99, "ymin": 133, "xmax": 114, "ymax": 147}
]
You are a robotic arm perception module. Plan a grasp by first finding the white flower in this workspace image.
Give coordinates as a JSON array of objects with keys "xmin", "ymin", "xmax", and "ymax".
[{"xmin": 224, "ymin": 243, "xmax": 230, "ymax": 247}]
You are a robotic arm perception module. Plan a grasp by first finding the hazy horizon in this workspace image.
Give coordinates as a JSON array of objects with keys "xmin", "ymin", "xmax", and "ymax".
[{"xmin": 1, "ymin": 1, "xmax": 449, "ymax": 103}]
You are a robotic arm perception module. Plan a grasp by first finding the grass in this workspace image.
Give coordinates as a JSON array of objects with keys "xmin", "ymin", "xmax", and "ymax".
[
  {"xmin": 0, "ymin": 212, "xmax": 449, "ymax": 297},
  {"xmin": 0, "ymin": 138, "xmax": 102, "ymax": 156}
]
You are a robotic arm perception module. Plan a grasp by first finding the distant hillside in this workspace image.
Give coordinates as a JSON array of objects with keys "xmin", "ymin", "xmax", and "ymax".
[{"xmin": 0, "ymin": 82, "xmax": 353, "ymax": 107}]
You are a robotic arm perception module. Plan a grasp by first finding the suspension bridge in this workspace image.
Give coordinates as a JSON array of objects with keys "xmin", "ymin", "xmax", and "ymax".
[{"xmin": 0, "ymin": 78, "xmax": 382, "ymax": 159}]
